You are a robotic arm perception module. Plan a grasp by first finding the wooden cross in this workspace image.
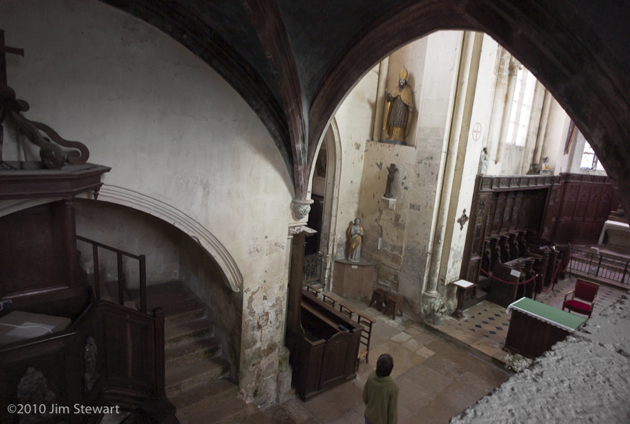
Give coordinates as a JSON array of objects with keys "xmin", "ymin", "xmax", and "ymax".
[
  {"xmin": 0, "ymin": 30, "xmax": 24, "ymax": 87},
  {"xmin": 1, "ymin": 30, "xmax": 24, "ymax": 161}
]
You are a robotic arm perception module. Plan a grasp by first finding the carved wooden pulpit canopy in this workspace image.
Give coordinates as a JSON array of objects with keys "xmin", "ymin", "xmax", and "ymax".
[{"xmin": 0, "ymin": 30, "xmax": 110, "ymax": 200}]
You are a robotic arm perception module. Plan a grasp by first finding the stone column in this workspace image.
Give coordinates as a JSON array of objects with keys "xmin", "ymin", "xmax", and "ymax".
[
  {"xmin": 372, "ymin": 57, "xmax": 390, "ymax": 141},
  {"xmin": 423, "ymin": 31, "xmax": 483, "ymax": 299},
  {"xmin": 532, "ymin": 89, "xmax": 552, "ymax": 165},
  {"xmin": 494, "ymin": 59, "xmax": 520, "ymax": 164}
]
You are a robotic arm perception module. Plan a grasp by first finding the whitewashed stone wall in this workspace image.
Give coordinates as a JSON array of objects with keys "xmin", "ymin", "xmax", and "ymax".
[{"xmin": 1, "ymin": 0, "xmax": 292, "ymax": 405}]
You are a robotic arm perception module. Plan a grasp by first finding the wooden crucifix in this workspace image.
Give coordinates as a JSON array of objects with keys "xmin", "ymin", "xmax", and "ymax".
[
  {"xmin": 0, "ymin": 30, "xmax": 25, "ymax": 161},
  {"xmin": 0, "ymin": 30, "xmax": 24, "ymax": 87}
]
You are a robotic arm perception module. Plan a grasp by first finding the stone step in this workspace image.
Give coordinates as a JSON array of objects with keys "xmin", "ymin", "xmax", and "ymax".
[
  {"xmin": 166, "ymin": 357, "xmax": 230, "ymax": 397},
  {"xmin": 165, "ymin": 318, "xmax": 213, "ymax": 348},
  {"xmin": 177, "ymin": 394, "xmax": 254, "ymax": 424},
  {"xmin": 136, "ymin": 280, "xmax": 198, "ymax": 308},
  {"xmin": 162, "ymin": 298, "xmax": 207, "ymax": 327},
  {"xmin": 165, "ymin": 336, "xmax": 221, "ymax": 369},
  {"xmin": 170, "ymin": 379, "xmax": 240, "ymax": 418},
  {"xmin": 102, "ymin": 281, "xmax": 133, "ymax": 304}
]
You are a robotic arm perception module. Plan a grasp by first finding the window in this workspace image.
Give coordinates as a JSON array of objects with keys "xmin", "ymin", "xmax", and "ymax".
[
  {"xmin": 506, "ymin": 67, "xmax": 536, "ymax": 146},
  {"xmin": 580, "ymin": 142, "xmax": 605, "ymax": 171}
]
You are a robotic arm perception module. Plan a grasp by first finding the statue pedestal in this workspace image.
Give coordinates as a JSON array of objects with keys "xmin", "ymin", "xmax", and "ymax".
[
  {"xmin": 381, "ymin": 196, "xmax": 396, "ymax": 210},
  {"xmin": 332, "ymin": 259, "xmax": 374, "ymax": 299}
]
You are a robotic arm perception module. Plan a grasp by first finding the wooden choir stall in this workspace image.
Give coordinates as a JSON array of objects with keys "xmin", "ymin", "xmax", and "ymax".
[{"xmin": 460, "ymin": 174, "xmax": 617, "ymax": 310}]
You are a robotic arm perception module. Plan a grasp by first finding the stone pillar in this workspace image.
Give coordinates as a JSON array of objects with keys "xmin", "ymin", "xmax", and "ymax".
[
  {"xmin": 372, "ymin": 57, "xmax": 390, "ymax": 141},
  {"xmin": 533, "ymin": 89, "xmax": 552, "ymax": 165},
  {"xmin": 494, "ymin": 59, "xmax": 520, "ymax": 164},
  {"xmin": 424, "ymin": 31, "xmax": 483, "ymax": 299},
  {"xmin": 486, "ymin": 47, "xmax": 511, "ymax": 164}
]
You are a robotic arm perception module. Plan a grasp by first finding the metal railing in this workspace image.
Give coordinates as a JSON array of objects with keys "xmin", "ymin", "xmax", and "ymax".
[
  {"xmin": 303, "ymin": 252, "xmax": 323, "ymax": 283},
  {"xmin": 569, "ymin": 246, "xmax": 629, "ymax": 286},
  {"xmin": 77, "ymin": 235, "xmax": 147, "ymax": 313}
]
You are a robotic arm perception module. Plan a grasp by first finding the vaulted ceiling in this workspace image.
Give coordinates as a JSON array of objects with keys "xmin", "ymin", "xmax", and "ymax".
[{"xmin": 99, "ymin": 0, "xmax": 630, "ymax": 210}]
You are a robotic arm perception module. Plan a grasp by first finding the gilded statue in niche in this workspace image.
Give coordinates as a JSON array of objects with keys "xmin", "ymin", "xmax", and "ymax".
[
  {"xmin": 383, "ymin": 66, "xmax": 414, "ymax": 143},
  {"xmin": 346, "ymin": 218, "xmax": 365, "ymax": 262}
]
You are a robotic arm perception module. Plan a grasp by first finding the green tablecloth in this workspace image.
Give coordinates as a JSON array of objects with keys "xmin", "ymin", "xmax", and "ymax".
[{"xmin": 507, "ymin": 297, "xmax": 586, "ymax": 332}]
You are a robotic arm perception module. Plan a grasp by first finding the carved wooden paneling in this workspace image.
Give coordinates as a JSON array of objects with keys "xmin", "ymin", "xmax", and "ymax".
[
  {"xmin": 502, "ymin": 193, "xmax": 515, "ymax": 232},
  {"xmin": 461, "ymin": 173, "xmax": 615, "ymax": 282},
  {"xmin": 552, "ymin": 174, "xmax": 617, "ymax": 244},
  {"xmin": 513, "ymin": 193, "xmax": 523, "ymax": 230},
  {"xmin": 320, "ymin": 332, "xmax": 352, "ymax": 390},
  {"xmin": 466, "ymin": 259, "xmax": 481, "ymax": 282},
  {"xmin": 560, "ymin": 184, "xmax": 579, "ymax": 219},
  {"xmin": 461, "ymin": 175, "xmax": 557, "ymax": 283},
  {"xmin": 102, "ymin": 309, "xmax": 155, "ymax": 394},
  {"xmin": 471, "ymin": 194, "xmax": 490, "ymax": 255},
  {"xmin": 573, "ymin": 184, "xmax": 592, "ymax": 220},
  {"xmin": 493, "ymin": 193, "xmax": 506, "ymax": 233},
  {"xmin": 586, "ymin": 187, "xmax": 601, "ymax": 221},
  {"xmin": 0, "ymin": 202, "xmax": 82, "ymax": 311}
]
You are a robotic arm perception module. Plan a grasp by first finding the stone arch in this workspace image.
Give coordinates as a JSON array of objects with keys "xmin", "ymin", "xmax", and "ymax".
[
  {"xmin": 0, "ymin": 188, "xmax": 243, "ymax": 293},
  {"xmin": 94, "ymin": 184, "xmax": 243, "ymax": 292},
  {"xmin": 308, "ymin": 118, "xmax": 343, "ymax": 288},
  {"xmin": 308, "ymin": 0, "xmax": 630, "ymax": 210}
]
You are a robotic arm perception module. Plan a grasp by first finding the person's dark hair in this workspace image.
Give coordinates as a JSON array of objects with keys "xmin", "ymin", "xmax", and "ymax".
[{"xmin": 376, "ymin": 354, "xmax": 394, "ymax": 377}]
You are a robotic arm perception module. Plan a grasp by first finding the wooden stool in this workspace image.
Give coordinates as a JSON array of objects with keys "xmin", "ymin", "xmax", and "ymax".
[
  {"xmin": 384, "ymin": 294, "xmax": 403, "ymax": 320},
  {"xmin": 369, "ymin": 288, "xmax": 388, "ymax": 311}
]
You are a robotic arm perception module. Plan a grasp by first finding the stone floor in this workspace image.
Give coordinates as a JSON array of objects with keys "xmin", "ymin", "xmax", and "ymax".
[
  {"xmin": 266, "ymin": 276, "xmax": 628, "ymax": 424},
  {"xmin": 268, "ymin": 296, "xmax": 512, "ymax": 424},
  {"xmin": 429, "ymin": 275, "xmax": 627, "ymax": 364}
]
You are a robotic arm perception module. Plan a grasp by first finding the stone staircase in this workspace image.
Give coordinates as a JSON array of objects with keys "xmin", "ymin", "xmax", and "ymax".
[{"xmin": 113, "ymin": 281, "xmax": 269, "ymax": 424}]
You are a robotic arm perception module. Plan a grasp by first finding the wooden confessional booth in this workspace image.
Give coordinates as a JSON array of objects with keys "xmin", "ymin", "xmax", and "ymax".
[
  {"xmin": 285, "ymin": 231, "xmax": 362, "ymax": 401},
  {"xmin": 0, "ymin": 53, "xmax": 176, "ymax": 422},
  {"xmin": 460, "ymin": 174, "xmax": 617, "ymax": 308}
]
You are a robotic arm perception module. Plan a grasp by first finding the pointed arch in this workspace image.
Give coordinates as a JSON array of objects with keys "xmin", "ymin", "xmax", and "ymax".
[{"xmin": 96, "ymin": 185, "xmax": 244, "ymax": 292}]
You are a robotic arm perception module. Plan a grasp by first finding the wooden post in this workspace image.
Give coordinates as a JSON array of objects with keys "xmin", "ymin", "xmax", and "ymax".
[
  {"xmin": 153, "ymin": 307, "xmax": 165, "ymax": 394},
  {"xmin": 288, "ymin": 232, "xmax": 306, "ymax": 336},
  {"xmin": 93, "ymin": 244, "xmax": 100, "ymax": 300},
  {"xmin": 117, "ymin": 252, "xmax": 124, "ymax": 305},
  {"xmin": 139, "ymin": 255, "xmax": 147, "ymax": 314}
]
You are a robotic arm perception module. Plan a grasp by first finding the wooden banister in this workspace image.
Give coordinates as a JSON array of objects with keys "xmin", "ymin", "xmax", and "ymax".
[{"xmin": 76, "ymin": 235, "xmax": 148, "ymax": 314}]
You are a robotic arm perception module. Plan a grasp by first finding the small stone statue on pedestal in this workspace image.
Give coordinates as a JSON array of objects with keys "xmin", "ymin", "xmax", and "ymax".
[
  {"xmin": 346, "ymin": 218, "xmax": 365, "ymax": 263},
  {"xmin": 478, "ymin": 147, "xmax": 488, "ymax": 175},
  {"xmin": 384, "ymin": 164, "xmax": 398, "ymax": 198}
]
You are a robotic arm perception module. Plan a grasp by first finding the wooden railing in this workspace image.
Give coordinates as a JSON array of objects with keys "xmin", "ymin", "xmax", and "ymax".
[
  {"xmin": 76, "ymin": 235, "xmax": 147, "ymax": 313},
  {"xmin": 0, "ymin": 300, "xmax": 173, "ymax": 423},
  {"xmin": 303, "ymin": 252, "xmax": 323, "ymax": 283},
  {"xmin": 569, "ymin": 246, "xmax": 630, "ymax": 286}
]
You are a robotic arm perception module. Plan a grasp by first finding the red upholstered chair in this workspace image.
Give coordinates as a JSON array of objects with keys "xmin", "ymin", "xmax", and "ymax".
[{"xmin": 562, "ymin": 280, "xmax": 599, "ymax": 318}]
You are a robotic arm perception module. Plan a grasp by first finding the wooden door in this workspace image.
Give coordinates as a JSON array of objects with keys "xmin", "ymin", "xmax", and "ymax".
[{"xmin": 319, "ymin": 331, "xmax": 352, "ymax": 390}]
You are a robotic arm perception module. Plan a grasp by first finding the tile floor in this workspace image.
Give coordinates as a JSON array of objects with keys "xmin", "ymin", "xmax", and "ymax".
[
  {"xmin": 271, "ymin": 297, "xmax": 511, "ymax": 423},
  {"xmin": 270, "ymin": 277, "xmax": 628, "ymax": 423},
  {"xmin": 431, "ymin": 275, "xmax": 628, "ymax": 363}
]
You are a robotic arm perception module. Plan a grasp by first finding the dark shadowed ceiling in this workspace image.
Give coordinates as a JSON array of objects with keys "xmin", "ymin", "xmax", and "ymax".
[{"xmin": 98, "ymin": 0, "xmax": 630, "ymax": 211}]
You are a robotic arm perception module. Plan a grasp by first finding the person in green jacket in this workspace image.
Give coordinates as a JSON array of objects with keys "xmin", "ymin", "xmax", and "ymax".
[{"xmin": 363, "ymin": 353, "xmax": 399, "ymax": 424}]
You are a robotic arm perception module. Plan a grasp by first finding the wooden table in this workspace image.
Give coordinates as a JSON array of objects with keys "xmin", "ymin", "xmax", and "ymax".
[
  {"xmin": 504, "ymin": 297, "xmax": 586, "ymax": 358},
  {"xmin": 451, "ymin": 279, "xmax": 476, "ymax": 319}
]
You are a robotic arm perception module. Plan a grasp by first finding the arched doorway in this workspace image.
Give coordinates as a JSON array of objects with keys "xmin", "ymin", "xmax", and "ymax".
[{"xmin": 304, "ymin": 119, "xmax": 342, "ymax": 290}]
